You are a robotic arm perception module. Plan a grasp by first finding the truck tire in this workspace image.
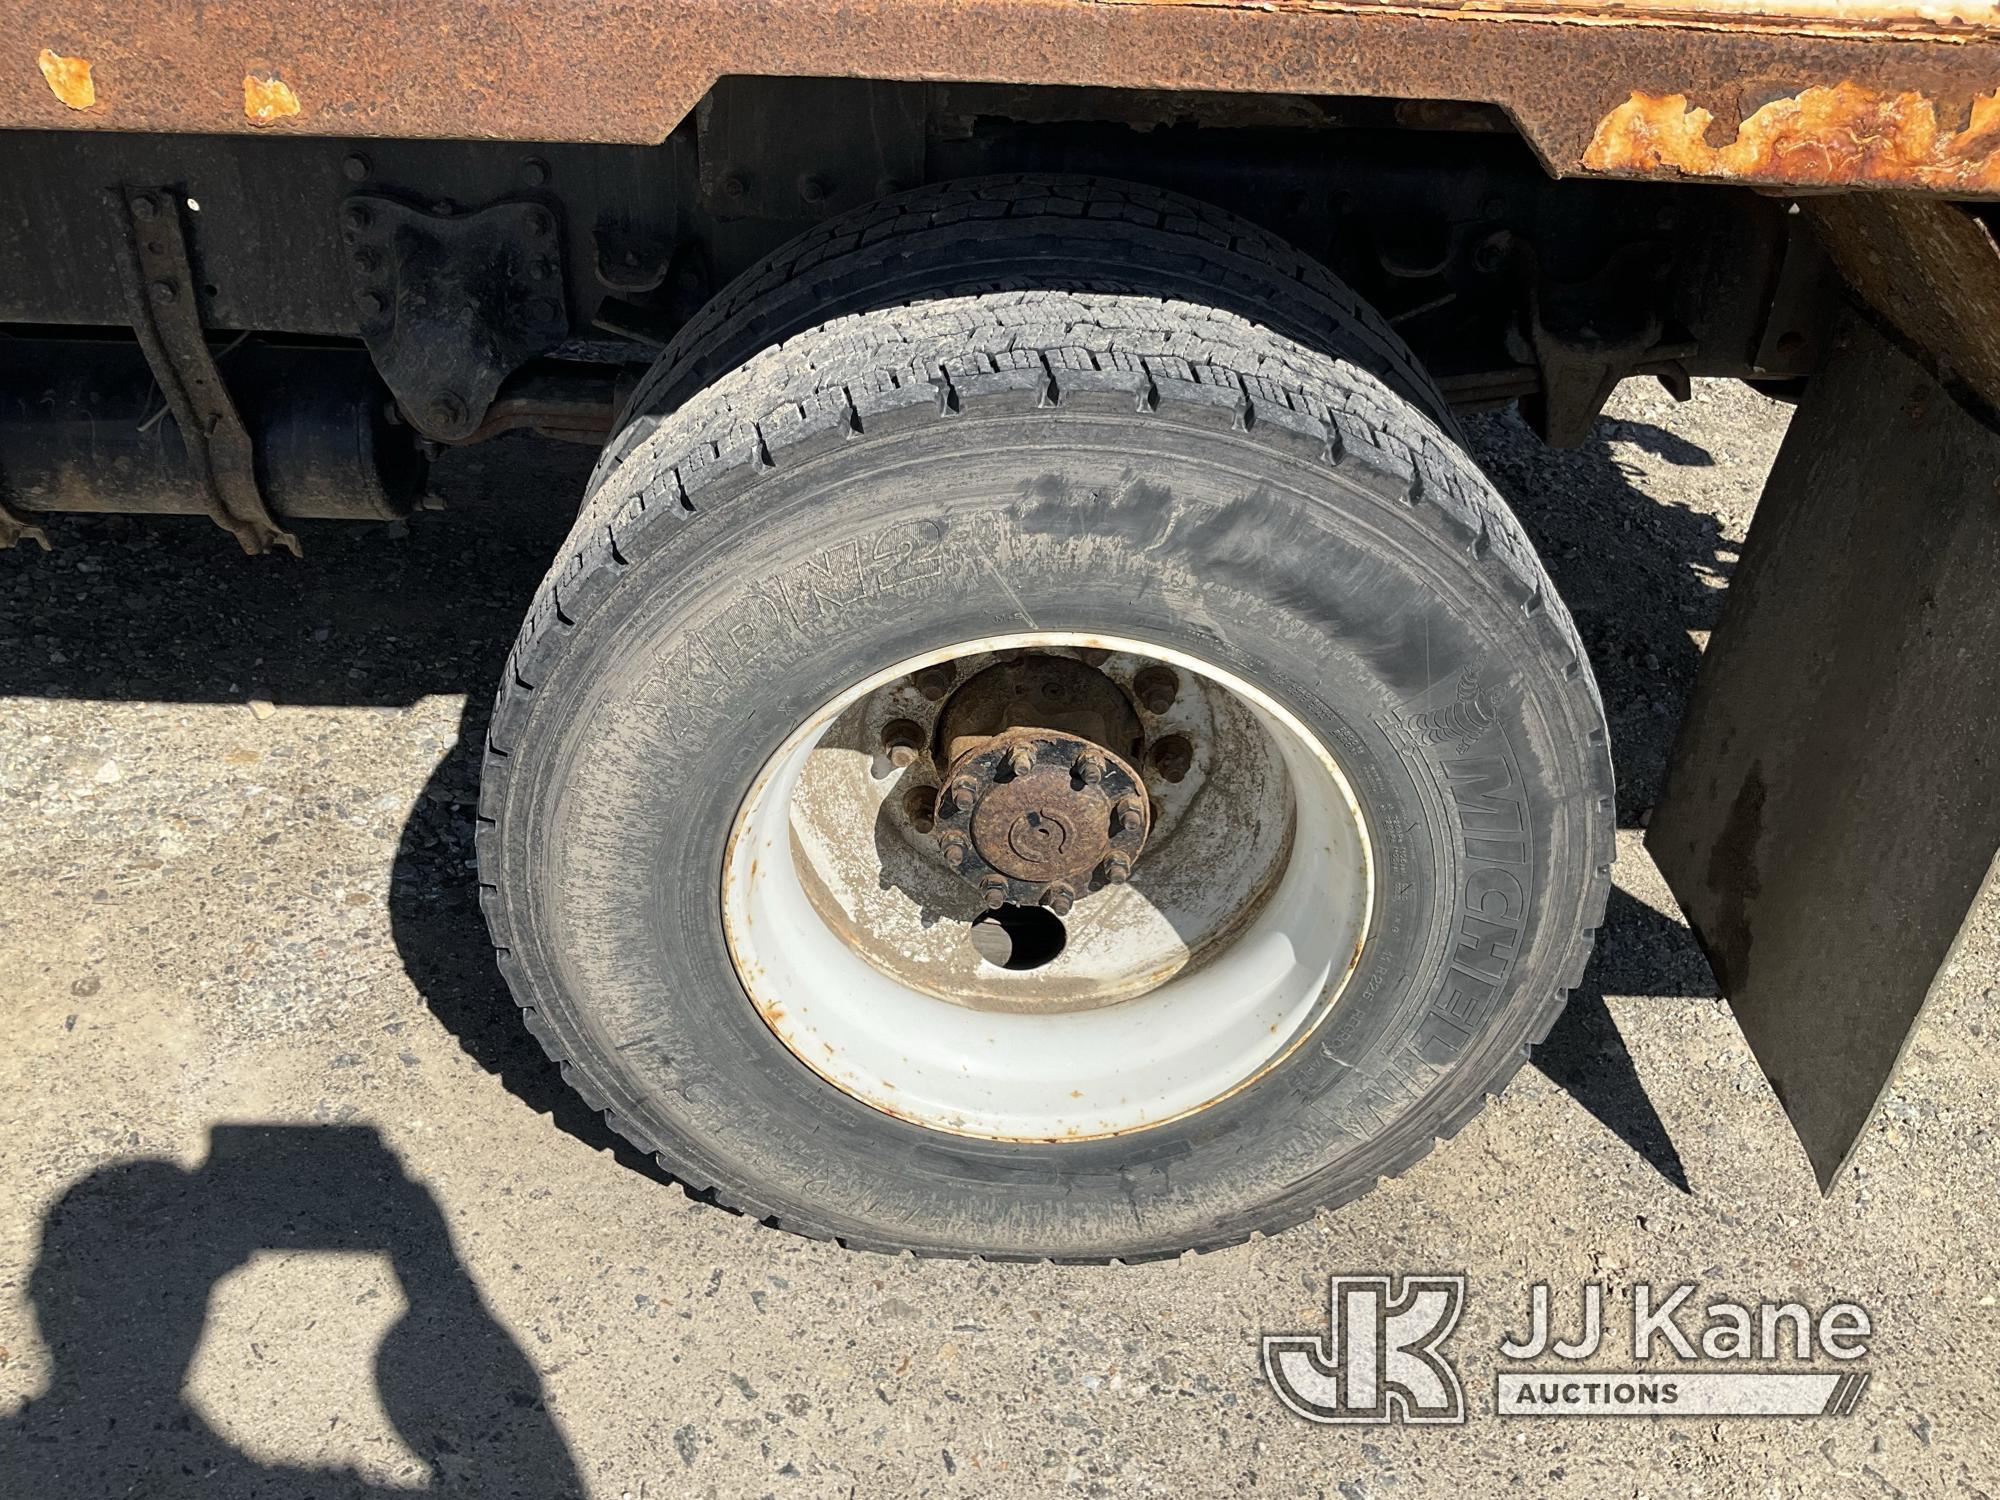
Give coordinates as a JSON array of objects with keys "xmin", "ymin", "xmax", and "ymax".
[{"xmin": 479, "ymin": 180, "xmax": 1613, "ymax": 1261}]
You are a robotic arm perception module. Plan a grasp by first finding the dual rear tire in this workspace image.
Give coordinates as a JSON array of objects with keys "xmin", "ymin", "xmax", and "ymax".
[{"xmin": 477, "ymin": 179, "xmax": 1613, "ymax": 1259}]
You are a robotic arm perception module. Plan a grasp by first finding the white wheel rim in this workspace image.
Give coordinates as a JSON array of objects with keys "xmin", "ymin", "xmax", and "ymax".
[{"xmin": 722, "ymin": 632, "xmax": 1373, "ymax": 1141}]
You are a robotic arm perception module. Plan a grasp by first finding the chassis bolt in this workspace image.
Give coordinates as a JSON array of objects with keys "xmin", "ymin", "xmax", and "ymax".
[
  {"xmin": 979, "ymin": 874, "xmax": 1010, "ymax": 909},
  {"xmin": 149, "ymin": 279, "xmax": 178, "ymax": 305},
  {"xmin": 425, "ymin": 392, "xmax": 466, "ymax": 429},
  {"xmin": 1040, "ymin": 883, "xmax": 1075, "ymax": 917},
  {"xmin": 903, "ymin": 784, "xmax": 938, "ymax": 832},
  {"xmin": 1006, "ymin": 745, "xmax": 1036, "ymax": 778},
  {"xmin": 521, "ymin": 157, "xmax": 550, "ymax": 187},
  {"xmin": 1100, "ymin": 853, "xmax": 1132, "ymax": 885},
  {"xmin": 1133, "ymin": 665, "xmax": 1179, "ymax": 715},
  {"xmin": 1151, "ymin": 733, "xmax": 1194, "ymax": 783},
  {"xmin": 1073, "ymin": 753, "xmax": 1105, "ymax": 786},
  {"xmin": 912, "ymin": 664, "xmax": 955, "ymax": 702},
  {"xmin": 342, "ymin": 202, "xmax": 372, "ymax": 232},
  {"xmin": 881, "ymin": 718, "xmax": 924, "ymax": 768},
  {"xmin": 130, "ymin": 193, "xmax": 159, "ymax": 220},
  {"xmin": 342, "ymin": 152, "xmax": 371, "ymax": 183}
]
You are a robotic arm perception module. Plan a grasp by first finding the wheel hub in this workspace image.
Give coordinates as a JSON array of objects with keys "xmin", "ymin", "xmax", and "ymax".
[
  {"xmin": 938, "ymin": 730, "xmax": 1149, "ymax": 914},
  {"xmin": 930, "ymin": 655, "xmax": 1153, "ymax": 913}
]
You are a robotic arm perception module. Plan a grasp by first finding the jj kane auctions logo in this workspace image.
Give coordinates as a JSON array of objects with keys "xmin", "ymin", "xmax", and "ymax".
[{"xmin": 1263, "ymin": 1276, "xmax": 1872, "ymax": 1423}]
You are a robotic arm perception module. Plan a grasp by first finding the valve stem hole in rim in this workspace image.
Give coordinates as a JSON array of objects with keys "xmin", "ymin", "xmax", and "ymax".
[{"xmin": 723, "ymin": 633, "xmax": 1374, "ymax": 1142}]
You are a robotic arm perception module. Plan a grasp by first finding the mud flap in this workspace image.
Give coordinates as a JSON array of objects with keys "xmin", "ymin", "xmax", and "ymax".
[{"xmin": 1648, "ymin": 308, "xmax": 2000, "ymax": 1190}]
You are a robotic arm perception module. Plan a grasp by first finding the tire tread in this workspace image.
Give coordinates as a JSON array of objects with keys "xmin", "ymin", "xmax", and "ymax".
[{"xmin": 480, "ymin": 177, "xmax": 1615, "ymax": 1260}]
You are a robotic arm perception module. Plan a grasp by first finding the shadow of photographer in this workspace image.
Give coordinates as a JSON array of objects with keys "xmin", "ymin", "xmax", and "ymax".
[{"xmin": 1, "ymin": 1123, "xmax": 583, "ymax": 1498}]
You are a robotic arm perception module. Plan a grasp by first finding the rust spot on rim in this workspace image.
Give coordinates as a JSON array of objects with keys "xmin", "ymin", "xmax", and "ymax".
[
  {"xmin": 1584, "ymin": 82, "xmax": 2000, "ymax": 192},
  {"xmin": 36, "ymin": 48, "xmax": 94, "ymax": 110}
]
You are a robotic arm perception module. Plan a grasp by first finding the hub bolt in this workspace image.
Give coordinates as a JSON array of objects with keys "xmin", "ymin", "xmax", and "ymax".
[
  {"xmin": 1040, "ymin": 883, "xmax": 1075, "ymax": 917},
  {"xmin": 936, "ymin": 831, "xmax": 968, "ymax": 869},
  {"xmin": 978, "ymin": 874, "xmax": 1010, "ymax": 909},
  {"xmin": 1006, "ymin": 745, "xmax": 1036, "ymax": 778},
  {"xmin": 1134, "ymin": 665, "xmax": 1179, "ymax": 715},
  {"xmin": 1112, "ymin": 796, "xmax": 1147, "ymax": 836},
  {"xmin": 944, "ymin": 779, "xmax": 978, "ymax": 815},
  {"xmin": 1073, "ymin": 753, "xmax": 1105, "ymax": 786},
  {"xmin": 912, "ymin": 664, "xmax": 955, "ymax": 702},
  {"xmin": 1100, "ymin": 853, "xmax": 1132, "ymax": 885},
  {"xmin": 903, "ymin": 784, "xmax": 938, "ymax": 833},
  {"xmin": 881, "ymin": 718, "xmax": 924, "ymax": 768},
  {"xmin": 1151, "ymin": 733, "xmax": 1194, "ymax": 784}
]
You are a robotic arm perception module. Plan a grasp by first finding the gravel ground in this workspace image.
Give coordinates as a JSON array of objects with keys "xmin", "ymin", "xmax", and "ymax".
[{"xmin": 1, "ymin": 380, "xmax": 1995, "ymax": 1498}]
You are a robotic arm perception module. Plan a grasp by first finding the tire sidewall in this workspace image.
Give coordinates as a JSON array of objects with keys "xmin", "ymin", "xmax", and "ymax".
[{"xmin": 498, "ymin": 394, "xmax": 1595, "ymax": 1256}]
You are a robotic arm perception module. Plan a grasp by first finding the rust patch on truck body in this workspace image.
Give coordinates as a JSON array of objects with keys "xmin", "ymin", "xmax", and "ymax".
[
  {"xmin": 1586, "ymin": 83, "xmax": 2000, "ymax": 191},
  {"xmin": 5, "ymin": 1, "xmax": 1999, "ymax": 195}
]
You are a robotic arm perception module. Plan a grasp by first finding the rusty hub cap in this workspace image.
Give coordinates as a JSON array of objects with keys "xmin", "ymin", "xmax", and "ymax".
[
  {"xmin": 929, "ymin": 655, "xmax": 1151, "ymax": 911},
  {"xmin": 935, "ymin": 731, "xmax": 1150, "ymax": 910}
]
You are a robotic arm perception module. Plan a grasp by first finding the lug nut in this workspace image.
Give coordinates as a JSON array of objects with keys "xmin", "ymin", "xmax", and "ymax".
[
  {"xmin": 1006, "ymin": 745, "xmax": 1036, "ymax": 778},
  {"xmin": 1151, "ymin": 733, "xmax": 1194, "ymax": 783},
  {"xmin": 1073, "ymin": 753, "xmax": 1104, "ymax": 786},
  {"xmin": 937, "ymin": 831, "xmax": 968, "ymax": 869},
  {"xmin": 1100, "ymin": 854, "xmax": 1132, "ymax": 885},
  {"xmin": 904, "ymin": 784, "xmax": 938, "ymax": 833},
  {"xmin": 1112, "ymin": 797, "xmax": 1147, "ymax": 836},
  {"xmin": 881, "ymin": 718, "xmax": 924, "ymax": 768},
  {"xmin": 912, "ymin": 664, "xmax": 955, "ymax": 702},
  {"xmin": 945, "ymin": 780, "xmax": 977, "ymax": 815},
  {"xmin": 1041, "ymin": 883, "xmax": 1075, "ymax": 917},
  {"xmin": 1134, "ymin": 665, "xmax": 1179, "ymax": 715},
  {"xmin": 979, "ymin": 874, "xmax": 1010, "ymax": 909}
]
